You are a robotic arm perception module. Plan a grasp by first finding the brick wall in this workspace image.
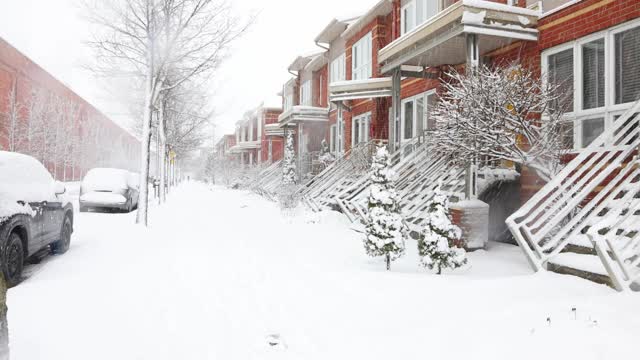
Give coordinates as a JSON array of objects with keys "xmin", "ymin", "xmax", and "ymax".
[{"xmin": 0, "ymin": 37, "xmax": 139, "ymax": 179}]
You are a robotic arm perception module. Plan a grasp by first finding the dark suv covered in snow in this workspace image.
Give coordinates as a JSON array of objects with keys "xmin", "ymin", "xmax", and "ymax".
[{"xmin": 0, "ymin": 151, "xmax": 74, "ymax": 287}]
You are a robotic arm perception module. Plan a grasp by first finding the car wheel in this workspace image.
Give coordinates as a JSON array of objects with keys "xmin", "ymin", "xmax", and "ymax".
[
  {"xmin": 51, "ymin": 216, "xmax": 72, "ymax": 255},
  {"xmin": 2, "ymin": 232, "xmax": 25, "ymax": 288}
]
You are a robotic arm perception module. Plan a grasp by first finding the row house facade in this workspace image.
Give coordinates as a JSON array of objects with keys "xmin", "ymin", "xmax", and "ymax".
[
  {"xmin": 230, "ymin": 0, "xmax": 639, "ymax": 209},
  {"xmin": 214, "ymin": 134, "xmax": 237, "ymax": 163},
  {"xmin": 277, "ymin": 52, "xmax": 331, "ymax": 178},
  {"xmin": 231, "ymin": 0, "xmax": 640, "ymax": 287},
  {"xmin": 229, "ymin": 103, "xmax": 284, "ymax": 167},
  {"xmin": 0, "ymin": 37, "xmax": 140, "ymax": 180}
]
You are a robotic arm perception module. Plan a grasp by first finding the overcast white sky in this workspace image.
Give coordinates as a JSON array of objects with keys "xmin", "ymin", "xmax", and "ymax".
[{"xmin": 0, "ymin": 0, "xmax": 375, "ymax": 143}]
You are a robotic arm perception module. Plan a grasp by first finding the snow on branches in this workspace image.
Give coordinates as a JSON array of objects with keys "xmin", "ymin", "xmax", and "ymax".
[
  {"xmin": 364, "ymin": 144, "xmax": 408, "ymax": 270},
  {"xmin": 431, "ymin": 63, "xmax": 572, "ymax": 182},
  {"xmin": 282, "ymin": 131, "xmax": 297, "ymax": 186},
  {"xmin": 418, "ymin": 185, "xmax": 467, "ymax": 274}
]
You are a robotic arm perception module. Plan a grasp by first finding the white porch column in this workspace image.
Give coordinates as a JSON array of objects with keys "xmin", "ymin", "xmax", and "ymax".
[
  {"xmin": 465, "ymin": 33, "xmax": 479, "ymax": 200},
  {"xmin": 390, "ymin": 67, "xmax": 401, "ymax": 153}
]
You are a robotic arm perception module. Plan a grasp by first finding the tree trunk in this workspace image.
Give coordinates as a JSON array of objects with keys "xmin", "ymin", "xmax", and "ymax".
[
  {"xmin": 136, "ymin": 73, "xmax": 155, "ymax": 226},
  {"xmin": 386, "ymin": 254, "xmax": 391, "ymax": 271},
  {"xmin": 0, "ymin": 274, "xmax": 10, "ymax": 360},
  {"xmin": 158, "ymin": 98, "xmax": 167, "ymax": 204}
]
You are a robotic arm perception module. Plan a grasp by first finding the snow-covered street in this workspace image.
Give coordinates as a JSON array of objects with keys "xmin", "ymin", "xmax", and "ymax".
[{"xmin": 8, "ymin": 182, "xmax": 640, "ymax": 360}]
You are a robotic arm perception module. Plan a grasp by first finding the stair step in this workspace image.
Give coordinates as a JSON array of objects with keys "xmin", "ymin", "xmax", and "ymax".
[{"xmin": 547, "ymin": 252, "xmax": 613, "ymax": 288}]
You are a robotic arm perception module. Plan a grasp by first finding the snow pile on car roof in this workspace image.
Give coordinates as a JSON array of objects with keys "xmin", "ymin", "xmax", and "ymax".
[
  {"xmin": 82, "ymin": 168, "xmax": 130, "ymax": 192},
  {"xmin": 0, "ymin": 151, "xmax": 50, "ymax": 221},
  {"xmin": 0, "ymin": 151, "xmax": 55, "ymax": 202}
]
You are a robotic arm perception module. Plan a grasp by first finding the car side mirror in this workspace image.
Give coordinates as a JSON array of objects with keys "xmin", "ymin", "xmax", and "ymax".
[{"xmin": 54, "ymin": 181, "xmax": 66, "ymax": 195}]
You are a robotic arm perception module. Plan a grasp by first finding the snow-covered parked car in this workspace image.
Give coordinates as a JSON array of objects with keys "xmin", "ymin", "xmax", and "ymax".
[
  {"xmin": 0, "ymin": 151, "xmax": 73, "ymax": 287},
  {"xmin": 79, "ymin": 168, "xmax": 139, "ymax": 213}
]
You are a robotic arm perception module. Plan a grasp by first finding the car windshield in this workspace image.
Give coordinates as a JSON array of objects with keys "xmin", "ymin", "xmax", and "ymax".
[{"xmin": 82, "ymin": 168, "xmax": 129, "ymax": 192}]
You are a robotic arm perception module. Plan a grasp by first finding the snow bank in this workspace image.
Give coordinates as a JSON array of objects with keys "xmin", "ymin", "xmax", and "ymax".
[{"xmin": 8, "ymin": 183, "xmax": 639, "ymax": 360}]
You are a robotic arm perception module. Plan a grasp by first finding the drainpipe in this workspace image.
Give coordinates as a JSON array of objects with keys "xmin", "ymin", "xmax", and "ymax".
[{"xmin": 315, "ymin": 41, "xmax": 329, "ymax": 51}]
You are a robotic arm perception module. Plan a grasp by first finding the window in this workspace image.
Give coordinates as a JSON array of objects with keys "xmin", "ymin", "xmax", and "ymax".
[
  {"xmin": 582, "ymin": 39, "xmax": 605, "ymax": 110},
  {"xmin": 300, "ymin": 80, "xmax": 312, "ymax": 106},
  {"xmin": 352, "ymin": 113, "xmax": 371, "ymax": 145},
  {"xmin": 330, "ymin": 53, "xmax": 346, "ymax": 83},
  {"xmin": 401, "ymin": 90, "xmax": 436, "ymax": 141},
  {"xmin": 615, "ymin": 26, "xmax": 640, "ymax": 104},
  {"xmin": 401, "ymin": 0, "xmax": 439, "ymax": 35},
  {"xmin": 284, "ymin": 91, "xmax": 293, "ymax": 111},
  {"xmin": 352, "ymin": 32, "xmax": 372, "ymax": 80},
  {"xmin": 543, "ymin": 20, "xmax": 640, "ymax": 149},
  {"xmin": 548, "ymin": 48, "xmax": 574, "ymax": 112},
  {"xmin": 581, "ymin": 117, "xmax": 605, "ymax": 147}
]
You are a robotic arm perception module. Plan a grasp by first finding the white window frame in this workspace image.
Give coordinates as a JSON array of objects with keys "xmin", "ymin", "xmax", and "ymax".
[
  {"xmin": 401, "ymin": 0, "xmax": 440, "ymax": 36},
  {"xmin": 284, "ymin": 92, "xmax": 293, "ymax": 112},
  {"xmin": 542, "ymin": 18, "xmax": 640, "ymax": 149},
  {"xmin": 352, "ymin": 32, "xmax": 372, "ymax": 80},
  {"xmin": 400, "ymin": 90, "xmax": 436, "ymax": 141},
  {"xmin": 330, "ymin": 53, "xmax": 346, "ymax": 84},
  {"xmin": 352, "ymin": 112, "xmax": 371, "ymax": 146},
  {"xmin": 300, "ymin": 80, "xmax": 312, "ymax": 106}
]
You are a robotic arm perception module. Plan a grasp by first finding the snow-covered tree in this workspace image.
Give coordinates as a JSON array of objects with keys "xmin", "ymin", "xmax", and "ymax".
[
  {"xmin": 431, "ymin": 63, "xmax": 572, "ymax": 181},
  {"xmin": 418, "ymin": 185, "xmax": 467, "ymax": 274},
  {"xmin": 84, "ymin": 0, "xmax": 249, "ymax": 225},
  {"xmin": 282, "ymin": 131, "xmax": 297, "ymax": 186},
  {"xmin": 364, "ymin": 144, "xmax": 407, "ymax": 271},
  {"xmin": 0, "ymin": 84, "xmax": 25, "ymax": 152}
]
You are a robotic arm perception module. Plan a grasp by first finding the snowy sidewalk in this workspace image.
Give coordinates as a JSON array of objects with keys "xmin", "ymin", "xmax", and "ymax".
[{"xmin": 8, "ymin": 182, "xmax": 640, "ymax": 360}]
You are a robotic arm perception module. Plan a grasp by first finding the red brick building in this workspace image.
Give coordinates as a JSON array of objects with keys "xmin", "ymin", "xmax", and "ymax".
[
  {"xmin": 0, "ymin": 37, "xmax": 140, "ymax": 180},
  {"xmin": 229, "ymin": 102, "xmax": 284, "ymax": 167}
]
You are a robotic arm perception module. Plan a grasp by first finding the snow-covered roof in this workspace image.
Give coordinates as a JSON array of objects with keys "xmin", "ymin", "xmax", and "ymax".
[
  {"xmin": 341, "ymin": 0, "xmax": 392, "ymax": 41},
  {"xmin": 305, "ymin": 52, "xmax": 329, "ymax": 72},
  {"xmin": 287, "ymin": 51, "xmax": 325, "ymax": 72},
  {"xmin": 314, "ymin": 15, "xmax": 362, "ymax": 44},
  {"xmin": 262, "ymin": 95, "xmax": 282, "ymax": 111}
]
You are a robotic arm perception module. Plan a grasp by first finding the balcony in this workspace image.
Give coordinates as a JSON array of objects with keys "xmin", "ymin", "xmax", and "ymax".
[
  {"xmin": 264, "ymin": 123, "xmax": 295, "ymax": 136},
  {"xmin": 379, "ymin": 0, "xmax": 539, "ymax": 74},
  {"xmin": 329, "ymin": 77, "xmax": 393, "ymax": 102},
  {"xmin": 228, "ymin": 140, "xmax": 261, "ymax": 154},
  {"xmin": 278, "ymin": 105, "xmax": 329, "ymax": 127}
]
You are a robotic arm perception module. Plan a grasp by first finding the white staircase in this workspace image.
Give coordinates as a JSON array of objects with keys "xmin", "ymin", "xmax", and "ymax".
[
  {"xmin": 251, "ymin": 160, "xmax": 283, "ymax": 201},
  {"xmin": 506, "ymin": 99, "xmax": 640, "ymax": 278},
  {"xmin": 587, "ymin": 159, "xmax": 640, "ymax": 291}
]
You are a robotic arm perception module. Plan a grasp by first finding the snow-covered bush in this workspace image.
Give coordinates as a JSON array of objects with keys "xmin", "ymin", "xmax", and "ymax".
[
  {"xmin": 364, "ymin": 144, "xmax": 408, "ymax": 270},
  {"xmin": 431, "ymin": 63, "xmax": 572, "ymax": 181},
  {"xmin": 418, "ymin": 185, "xmax": 467, "ymax": 274},
  {"xmin": 279, "ymin": 132, "xmax": 299, "ymax": 210},
  {"xmin": 318, "ymin": 139, "xmax": 336, "ymax": 167},
  {"xmin": 282, "ymin": 132, "xmax": 297, "ymax": 186}
]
